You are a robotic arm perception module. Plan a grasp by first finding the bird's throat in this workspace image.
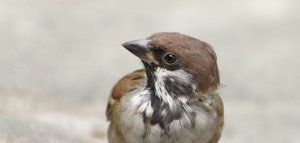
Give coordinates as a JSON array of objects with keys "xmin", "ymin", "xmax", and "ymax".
[{"xmin": 142, "ymin": 64, "xmax": 197, "ymax": 132}]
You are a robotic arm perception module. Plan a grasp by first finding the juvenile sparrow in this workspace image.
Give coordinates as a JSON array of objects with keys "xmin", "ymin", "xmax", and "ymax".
[{"xmin": 106, "ymin": 32, "xmax": 223, "ymax": 143}]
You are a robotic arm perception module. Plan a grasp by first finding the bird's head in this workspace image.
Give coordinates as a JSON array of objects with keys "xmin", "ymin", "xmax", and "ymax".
[
  {"xmin": 123, "ymin": 32, "xmax": 219, "ymax": 97},
  {"xmin": 122, "ymin": 32, "xmax": 220, "ymax": 127}
]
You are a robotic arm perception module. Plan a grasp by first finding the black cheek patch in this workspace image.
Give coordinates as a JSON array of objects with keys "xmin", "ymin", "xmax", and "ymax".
[{"xmin": 164, "ymin": 77, "xmax": 194, "ymax": 96}]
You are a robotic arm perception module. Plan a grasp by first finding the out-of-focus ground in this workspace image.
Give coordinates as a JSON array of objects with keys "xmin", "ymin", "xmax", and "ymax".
[{"xmin": 0, "ymin": 0, "xmax": 299, "ymax": 143}]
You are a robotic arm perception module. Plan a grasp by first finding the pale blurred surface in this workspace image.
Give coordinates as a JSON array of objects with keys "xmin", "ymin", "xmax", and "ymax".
[{"xmin": 0, "ymin": 0, "xmax": 299, "ymax": 143}]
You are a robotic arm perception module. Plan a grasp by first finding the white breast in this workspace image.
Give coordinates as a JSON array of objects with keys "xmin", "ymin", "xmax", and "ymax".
[{"xmin": 116, "ymin": 89, "xmax": 218, "ymax": 143}]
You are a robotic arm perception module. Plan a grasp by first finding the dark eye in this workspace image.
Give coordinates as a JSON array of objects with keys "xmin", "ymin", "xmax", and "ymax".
[{"xmin": 164, "ymin": 53, "xmax": 177, "ymax": 64}]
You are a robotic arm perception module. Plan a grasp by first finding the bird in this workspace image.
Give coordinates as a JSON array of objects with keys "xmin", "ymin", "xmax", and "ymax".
[{"xmin": 106, "ymin": 32, "xmax": 224, "ymax": 143}]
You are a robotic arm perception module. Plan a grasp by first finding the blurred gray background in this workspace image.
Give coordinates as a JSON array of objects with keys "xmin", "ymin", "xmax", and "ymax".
[{"xmin": 0, "ymin": 0, "xmax": 299, "ymax": 143}]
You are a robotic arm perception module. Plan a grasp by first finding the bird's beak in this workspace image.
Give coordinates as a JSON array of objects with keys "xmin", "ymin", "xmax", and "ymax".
[{"xmin": 122, "ymin": 39, "xmax": 157, "ymax": 65}]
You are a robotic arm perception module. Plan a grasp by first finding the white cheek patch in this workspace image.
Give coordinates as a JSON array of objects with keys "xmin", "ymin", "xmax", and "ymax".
[
  {"xmin": 155, "ymin": 68, "xmax": 193, "ymax": 82},
  {"xmin": 156, "ymin": 68, "xmax": 196, "ymax": 91},
  {"xmin": 153, "ymin": 68, "xmax": 196, "ymax": 108}
]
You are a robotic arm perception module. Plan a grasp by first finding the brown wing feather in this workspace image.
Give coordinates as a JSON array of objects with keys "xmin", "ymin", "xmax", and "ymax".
[
  {"xmin": 207, "ymin": 94, "xmax": 224, "ymax": 143},
  {"xmin": 106, "ymin": 69, "xmax": 145, "ymax": 121}
]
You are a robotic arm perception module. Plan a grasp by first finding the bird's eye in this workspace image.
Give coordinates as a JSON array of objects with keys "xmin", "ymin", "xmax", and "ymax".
[{"xmin": 163, "ymin": 53, "xmax": 177, "ymax": 64}]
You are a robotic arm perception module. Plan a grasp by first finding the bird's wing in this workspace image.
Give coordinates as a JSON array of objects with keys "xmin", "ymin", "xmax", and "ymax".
[
  {"xmin": 207, "ymin": 94, "xmax": 224, "ymax": 143},
  {"xmin": 106, "ymin": 69, "xmax": 146, "ymax": 121}
]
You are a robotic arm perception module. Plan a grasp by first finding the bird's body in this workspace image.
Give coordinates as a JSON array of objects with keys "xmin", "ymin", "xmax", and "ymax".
[{"xmin": 106, "ymin": 32, "xmax": 223, "ymax": 143}]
